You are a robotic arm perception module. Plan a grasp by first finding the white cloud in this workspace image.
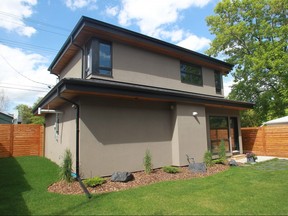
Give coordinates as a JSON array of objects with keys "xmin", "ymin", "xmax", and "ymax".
[
  {"xmin": 118, "ymin": 0, "xmax": 212, "ymax": 36},
  {"xmin": 106, "ymin": 6, "xmax": 119, "ymax": 17},
  {"xmin": 64, "ymin": 0, "xmax": 97, "ymax": 10},
  {"xmin": 0, "ymin": 44, "xmax": 57, "ymax": 112},
  {"xmin": 177, "ymin": 34, "xmax": 211, "ymax": 51},
  {"xmin": 0, "ymin": 0, "xmax": 37, "ymax": 37}
]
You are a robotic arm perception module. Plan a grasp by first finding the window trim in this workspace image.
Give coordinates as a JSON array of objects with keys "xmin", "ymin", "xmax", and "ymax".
[
  {"xmin": 85, "ymin": 38, "xmax": 112, "ymax": 78},
  {"xmin": 180, "ymin": 62, "xmax": 203, "ymax": 86}
]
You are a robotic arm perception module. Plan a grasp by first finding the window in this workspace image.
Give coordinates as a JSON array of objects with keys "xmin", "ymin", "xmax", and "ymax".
[
  {"xmin": 180, "ymin": 62, "xmax": 202, "ymax": 86},
  {"xmin": 85, "ymin": 39, "xmax": 112, "ymax": 77},
  {"xmin": 209, "ymin": 116, "xmax": 230, "ymax": 154},
  {"xmin": 214, "ymin": 71, "xmax": 222, "ymax": 94}
]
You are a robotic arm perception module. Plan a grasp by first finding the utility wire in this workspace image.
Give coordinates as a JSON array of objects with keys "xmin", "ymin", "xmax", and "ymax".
[
  {"xmin": 0, "ymin": 38, "xmax": 58, "ymax": 54},
  {"xmin": 0, "ymin": 85, "xmax": 48, "ymax": 92},
  {"xmin": 0, "ymin": 82, "xmax": 49, "ymax": 90},
  {"xmin": 0, "ymin": 54, "xmax": 52, "ymax": 88},
  {"xmin": 0, "ymin": 11, "xmax": 71, "ymax": 32}
]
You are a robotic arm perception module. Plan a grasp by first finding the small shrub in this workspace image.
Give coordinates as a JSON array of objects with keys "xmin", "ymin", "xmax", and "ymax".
[
  {"xmin": 59, "ymin": 149, "xmax": 74, "ymax": 183},
  {"xmin": 217, "ymin": 140, "xmax": 227, "ymax": 164},
  {"xmin": 204, "ymin": 151, "xmax": 214, "ymax": 167},
  {"xmin": 143, "ymin": 149, "xmax": 153, "ymax": 174},
  {"xmin": 83, "ymin": 176, "xmax": 106, "ymax": 187},
  {"xmin": 163, "ymin": 166, "xmax": 180, "ymax": 174}
]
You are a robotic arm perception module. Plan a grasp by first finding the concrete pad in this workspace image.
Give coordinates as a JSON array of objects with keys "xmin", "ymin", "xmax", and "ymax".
[{"xmin": 234, "ymin": 156, "xmax": 288, "ymax": 164}]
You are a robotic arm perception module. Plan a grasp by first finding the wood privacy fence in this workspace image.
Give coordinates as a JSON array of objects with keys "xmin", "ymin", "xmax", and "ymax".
[
  {"xmin": 241, "ymin": 125, "xmax": 288, "ymax": 157},
  {"xmin": 0, "ymin": 124, "xmax": 44, "ymax": 158}
]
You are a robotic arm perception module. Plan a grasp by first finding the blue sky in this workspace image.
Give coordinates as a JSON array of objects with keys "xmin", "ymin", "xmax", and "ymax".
[{"xmin": 0, "ymin": 0, "xmax": 233, "ymax": 114}]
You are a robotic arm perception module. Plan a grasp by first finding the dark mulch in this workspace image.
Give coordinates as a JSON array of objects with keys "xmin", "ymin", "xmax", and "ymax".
[{"xmin": 48, "ymin": 164, "xmax": 229, "ymax": 195}]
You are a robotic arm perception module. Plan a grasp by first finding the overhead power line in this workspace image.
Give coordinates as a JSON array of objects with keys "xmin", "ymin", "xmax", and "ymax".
[
  {"xmin": 0, "ymin": 54, "xmax": 52, "ymax": 88},
  {"xmin": 0, "ymin": 38, "xmax": 58, "ymax": 54},
  {"xmin": 0, "ymin": 85, "xmax": 48, "ymax": 92},
  {"xmin": 0, "ymin": 11, "xmax": 71, "ymax": 32}
]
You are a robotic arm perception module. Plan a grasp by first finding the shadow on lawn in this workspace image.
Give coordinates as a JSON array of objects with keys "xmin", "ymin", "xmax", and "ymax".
[{"xmin": 0, "ymin": 156, "xmax": 31, "ymax": 215}]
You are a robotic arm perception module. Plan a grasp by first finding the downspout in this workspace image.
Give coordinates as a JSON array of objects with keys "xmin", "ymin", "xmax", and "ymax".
[{"xmin": 57, "ymin": 88, "xmax": 91, "ymax": 199}]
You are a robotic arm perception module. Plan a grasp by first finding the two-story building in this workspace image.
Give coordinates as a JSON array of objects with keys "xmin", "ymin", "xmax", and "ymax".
[{"xmin": 34, "ymin": 16, "xmax": 253, "ymax": 178}]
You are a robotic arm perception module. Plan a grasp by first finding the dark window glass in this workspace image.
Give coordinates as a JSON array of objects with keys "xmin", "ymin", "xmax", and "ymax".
[
  {"xmin": 180, "ymin": 63, "xmax": 202, "ymax": 86},
  {"xmin": 209, "ymin": 116, "xmax": 230, "ymax": 154},
  {"xmin": 214, "ymin": 71, "xmax": 222, "ymax": 94},
  {"xmin": 85, "ymin": 39, "xmax": 112, "ymax": 78},
  {"xmin": 99, "ymin": 43, "xmax": 111, "ymax": 68}
]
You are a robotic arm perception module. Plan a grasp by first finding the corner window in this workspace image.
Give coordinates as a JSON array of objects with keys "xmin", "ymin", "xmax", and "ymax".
[
  {"xmin": 214, "ymin": 71, "xmax": 222, "ymax": 94},
  {"xmin": 85, "ymin": 39, "xmax": 112, "ymax": 77},
  {"xmin": 180, "ymin": 62, "xmax": 203, "ymax": 86}
]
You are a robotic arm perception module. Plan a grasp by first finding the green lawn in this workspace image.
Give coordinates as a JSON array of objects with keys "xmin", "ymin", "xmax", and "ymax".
[{"xmin": 1, "ymin": 156, "xmax": 288, "ymax": 215}]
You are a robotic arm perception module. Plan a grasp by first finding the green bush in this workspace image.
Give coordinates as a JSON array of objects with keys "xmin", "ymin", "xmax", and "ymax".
[
  {"xmin": 143, "ymin": 149, "xmax": 153, "ymax": 174},
  {"xmin": 163, "ymin": 166, "xmax": 180, "ymax": 174},
  {"xmin": 204, "ymin": 151, "xmax": 214, "ymax": 167},
  {"xmin": 83, "ymin": 177, "xmax": 106, "ymax": 187},
  {"xmin": 217, "ymin": 140, "xmax": 227, "ymax": 164},
  {"xmin": 59, "ymin": 149, "xmax": 74, "ymax": 183}
]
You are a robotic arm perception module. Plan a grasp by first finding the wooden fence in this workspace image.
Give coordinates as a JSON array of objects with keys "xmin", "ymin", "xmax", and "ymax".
[
  {"xmin": 0, "ymin": 124, "xmax": 44, "ymax": 158},
  {"xmin": 241, "ymin": 125, "xmax": 288, "ymax": 157}
]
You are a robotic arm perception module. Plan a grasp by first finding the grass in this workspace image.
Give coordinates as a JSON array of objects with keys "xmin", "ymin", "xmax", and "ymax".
[{"xmin": 1, "ymin": 156, "xmax": 288, "ymax": 215}]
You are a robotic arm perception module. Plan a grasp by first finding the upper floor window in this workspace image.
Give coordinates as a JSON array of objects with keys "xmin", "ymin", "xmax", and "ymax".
[
  {"xmin": 85, "ymin": 39, "xmax": 112, "ymax": 77},
  {"xmin": 180, "ymin": 62, "xmax": 203, "ymax": 86},
  {"xmin": 214, "ymin": 71, "xmax": 222, "ymax": 94}
]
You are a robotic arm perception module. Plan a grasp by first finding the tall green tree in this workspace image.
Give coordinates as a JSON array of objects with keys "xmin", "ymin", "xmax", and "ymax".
[
  {"xmin": 206, "ymin": 0, "xmax": 288, "ymax": 126},
  {"xmin": 16, "ymin": 98, "xmax": 45, "ymax": 124}
]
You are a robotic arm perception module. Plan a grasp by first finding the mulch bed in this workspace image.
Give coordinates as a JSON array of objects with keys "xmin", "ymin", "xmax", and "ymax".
[{"xmin": 48, "ymin": 164, "xmax": 229, "ymax": 195}]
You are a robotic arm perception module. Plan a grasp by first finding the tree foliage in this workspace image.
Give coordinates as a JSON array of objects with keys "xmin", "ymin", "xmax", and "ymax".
[
  {"xmin": 16, "ymin": 98, "xmax": 45, "ymax": 124},
  {"xmin": 206, "ymin": 0, "xmax": 288, "ymax": 126}
]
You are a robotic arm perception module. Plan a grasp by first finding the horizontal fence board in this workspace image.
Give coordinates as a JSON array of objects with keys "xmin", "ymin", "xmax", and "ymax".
[
  {"xmin": 242, "ymin": 125, "xmax": 288, "ymax": 158},
  {"xmin": 0, "ymin": 124, "xmax": 44, "ymax": 158}
]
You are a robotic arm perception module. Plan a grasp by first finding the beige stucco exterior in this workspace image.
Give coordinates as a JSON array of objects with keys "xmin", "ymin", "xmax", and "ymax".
[
  {"xmin": 61, "ymin": 42, "xmax": 224, "ymax": 97},
  {"xmin": 44, "ymin": 104, "xmax": 77, "ymax": 166},
  {"xmin": 78, "ymin": 96, "xmax": 172, "ymax": 177},
  {"xmin": 41, "ymin": 22, "xmax": 248, "ymax": 178},
  {"xmin": 43, "ymin": 94, "xmax": 243, "ymax": 177}
]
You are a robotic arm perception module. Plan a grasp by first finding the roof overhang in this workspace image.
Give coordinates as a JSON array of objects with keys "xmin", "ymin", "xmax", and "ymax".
[
  {"xmin": 33, "ymin": 78, "xmax": 254, "ymax": 115},
  {"xmin": 48, "ymin": 16, "xmax": 234, "ymax": 75}
]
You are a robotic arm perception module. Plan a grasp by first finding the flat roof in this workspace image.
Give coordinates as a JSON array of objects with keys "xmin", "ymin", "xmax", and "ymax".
[{"xmin": 48, "ymin": 16, "xmax": 234, "ymax": 75}]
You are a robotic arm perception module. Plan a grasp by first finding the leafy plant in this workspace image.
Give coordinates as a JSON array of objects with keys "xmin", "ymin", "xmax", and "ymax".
[
  {"xmin": 204, "ymin": 151, "xmax": 214, "ymax": 167},
  {"xmin": 59, "ymin": 149, "xmax": 74, "ymax": 183},
  {"xmin": 216, "ymin": 140, "xmax": 227, "ymax": 164},
  {"xmin": 143, "ymin": 149, "xmax": 153, "ymax": 174},
  {"xmin": 163, "ymin": 166, "xmax": 180, "ymax": 174},
  {"xmin": 83, "ymin": 176, "xmax": 106, "ymax": 187},
  {"xmin": 246, "ymin": 152, "xmax": 258, "ymax": 160}
]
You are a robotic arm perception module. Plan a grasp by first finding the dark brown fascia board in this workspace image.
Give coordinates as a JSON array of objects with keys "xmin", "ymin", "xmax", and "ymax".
[
  {"xmin": 48, "ymin": 16, "xmax": 234, "ymax": 74},
  {"xmin": 34, "ymin": 78, "xmax": 253, "ymax": 114}
]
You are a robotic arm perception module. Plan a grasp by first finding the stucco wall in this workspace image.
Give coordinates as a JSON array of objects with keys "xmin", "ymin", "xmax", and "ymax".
[
  {"xmin": 79, "ymin": 96, "xmax": 173, "ymax": 177},
  {"xmin": 59, "ymin": 42, "xmax": 223, "ymax": 97},
  {"xmin": 60, "ymin": 51, "xmax": 82, "ymax": 79},
  {"xmin": 44, "ymin": 104, "xmax": 77, "ymax": 169},
  {"xmin": 110, "ymin": 42, "xmax": 222, "ymax": 97},
  {"xmin": 171, "ymin": 104, "xmax": 208, "ymax": 166}
]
